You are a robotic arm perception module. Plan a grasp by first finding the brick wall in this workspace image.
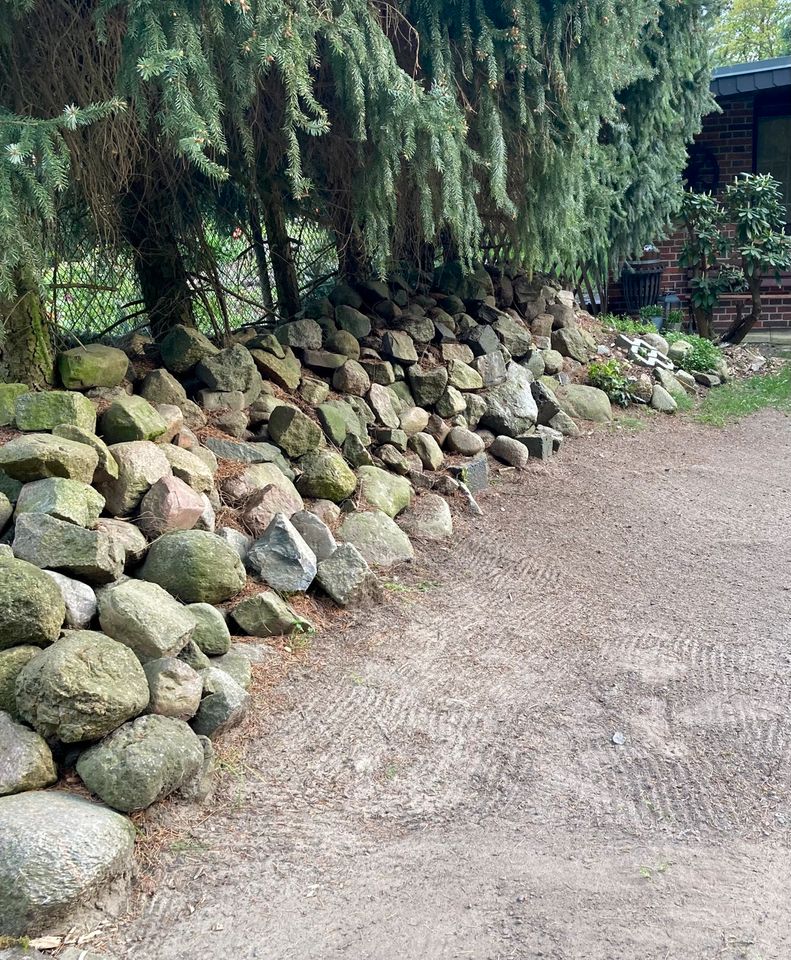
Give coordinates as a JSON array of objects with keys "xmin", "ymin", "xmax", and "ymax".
[{"xmin": 608, "ymin": 93, "xmax": 791, "ymax": 333}]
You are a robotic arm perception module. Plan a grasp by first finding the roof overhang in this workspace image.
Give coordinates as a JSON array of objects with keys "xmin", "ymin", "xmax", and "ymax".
[{"xmin": 711, "ymin": 56, "xmax": 791, "ymax": 97}]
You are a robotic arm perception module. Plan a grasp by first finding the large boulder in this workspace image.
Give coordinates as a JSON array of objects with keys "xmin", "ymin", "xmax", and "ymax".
[
  {"xmin": 76, "ymin": 714, "xmax": 205, "ymax": 812},
  {"xmin": 480, "ymin": 361, "xmax": 538, "ymax": 437},
  {"xmin": 356, "ymin": 465, "xmax": 412, "ymax": 517},
  {"xmin": 43, "ymin": 571, "xmax": 97, "ymax": 630},
  {"xmin": 160, "ymin": 324, "xmax": 218, "ymax": 374},
  {"xmin": 0, "ymin": 711, "xmax": 57, "ymax": 796},
  {"xmin": 339, "ymin": 510, "xmax": 414, "ymax": 568},
  {"xmin": 315, "ymin": 543, "xmax": 372, "ymax": 606},
  {"xmin": 16, "ymin": 630, "xmax": 149, "ymax": 742},
  {"xmin": 0, "ymin": 791, "xmax": 136, "ymax": 936},
  {"xmin": 554, "ymin": 383, "xmax": 613, "ymax": 423},
  {"xmin": 14, "ymin": 391, "xmax": 96, "ymax": 433},
  {"xmin": 296, "ymin": 448, "xmax": 357, "ymax": 503},
  {"xmin": 58, "ymin": 344, "xmax": 128, "ymax": 390},
  {"xmin": 0, "ymin": 556, "xmax": 65, "ymax": 649},
  {"xmin": 95, "ymin": 441, "xmax": 171, "ymax": 516},
  {"xmin": 231, "ymin": 591, "xmax": 309, "ymax": 637},
  {"xmin": 98, "ymin": 579, "xmax": 196, "ymax": 662},
  {"xmin": 247, "ymin": 514, "xmax": 317, "ymax": 592},
  {"xmin": 143, "ymin": 658, "xmax": 203, "ymax": 720},
  {"xmin": 14, "ymin": 476, "xmax": 104, "ymax": 528},
  {"xmin": 191, "ymin": 667, "xmax": 250, "ymax": 739},
  {"xmin": 0, "ymin": 647, "xmax": 41, "ymax": 716},
  {"xmin": 13, "ymin": 514, "xmax": 124, "ymax": 584},
  {"xmin": 100, "ymin": 395, "xmax": 167, "ymax": 444},
  {"xmin": 268, "ymin": 405, "xmax": 324, "ymax": 458},
  {"xmin": 139, "ymin": 530, "xmax": 246, "ymax": 603},
  {"xmin": 0, "ymin": 433, "xmax": 99, "ymax": 483}
]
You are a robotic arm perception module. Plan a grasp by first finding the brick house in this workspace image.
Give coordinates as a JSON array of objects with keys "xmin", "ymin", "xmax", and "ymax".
[{"xmin": 610, "ymin": 56, "xmax": 791, "ymax": 337}]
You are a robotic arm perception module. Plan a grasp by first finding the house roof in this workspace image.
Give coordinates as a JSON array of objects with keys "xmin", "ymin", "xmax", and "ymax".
[{"xmin": 712, "ymin": 56, "xmax": 791, "ymax": 97}]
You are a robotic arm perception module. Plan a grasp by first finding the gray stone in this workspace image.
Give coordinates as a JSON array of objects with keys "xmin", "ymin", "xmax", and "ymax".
[
  {"xmin": 315, "ymin": 543, "xmax": 372, "ymax": 606},
  {"xmin": 98, "ymin": 579, "xmax": 195, "ymax": 662},
  {"xmin": 13, "ymin": 514, "xmax": 123, "ymax": 584},
  {"xmin": 0, "ymin": 791, "xmax": 136, "ymax": 936},
  {"xmin": 463, "ymin": 324, "xmax": 501, "ymax": 356},
  {"xmin": 43, "ymin": 570, "xmax": 97, "ymax": 629},
  {"xmin": 247, "ymin": 514, "xmax": 317, "ymax": 592},
  {"xmin": 465, "ymin": 393, "xmax": 488, "ymax": 430},
  {"xmin": 445, "ymin": 426, "xmax": 485, "ymax": 456},
  {"xmin": 160, "ymin": 324, "xmax": 218, "ymax": 374},
  {"xmin": 694, "ymin": 372, "xmax": 721, "ymax": 387},
  {"xmin": 202, "ymin": 437, "xmax": 291, "ymax": 475},
  {"xmin": 52, "ymin": 424, "xmax": 119, "ymax": 481},
  {"xmin": 299, "ymin": 377, "xmax": 331, "ymax": 406},
  {"xmin": 489, "ymin": 435, "xmax": 529, "ymax": 468},
  {"xmin": 15, "ymin": 391, "xmax": 96, "ymax": 433},
  {"xmin": 518, "ymin": 433, "xmax": 553, "ymax": 460},
  {"xmin": 161, "ymin": 444, "xmax": 215, "ymax": 493},
  {"xmin": 548, "ymin": 410, "xmax": 580, "ymax": 437},
  {"xmin": 290, "ymin": 510, "xmax": 337, "ymax": 561},
  {"xmin": 343, "ymin": 433, "xmax": 375, "ymax": 467},
  {"xmin": 655, "ymin": 366, "xmax": 691, "ymax": 401},
  {"xmin": 216, "ymin": 526, "xmax": 252, "ymax": 562},
  {"xmin": 222, "ymin": 461, "xmax": 299, "ymax": 504},
  {"xmin": 357, "ymin": 465, "xmax": 412, "ymax": 517},
  {"xmin": 268, "ymin": 405, "xmax": 324, "ymax": 458},
  {"xmin": 325, "ymin": 328, "xmax": 361, "ymax": 359},
  {"xmin": 554, "ymin": 384, "xmax": 613, "ymax": 423},
  {"xmin": 188, "ymin": 603, "xmax": 231, "ymax": 656},
  {"xmin": 397, "ymin": 494, "xmax": 453, "ymax": 541},
  {"xmin": 0, "ymin": 433, "xmax": 99, "ymax": 484},
  {"xmin": 0, "ymin": 646, "xmax": 40, "ymax": 717},
  {"xmin": 382, "ymin": 330, "xmax": 418, "ymax": 364},
  {"xmin": 16, "ymin": 630, "xmax": 149, "ymax": 742},
  {"xmin": 302, "ymin": 349, "xmax": 348, "ymax": 372},
  {"xmin": 317, "ymin": 399, "xmax": 366, "ymax": 445},
  {"xmin": 452, "ymin": 454, "xmax": 489, "ymax": 493},
  {"xmin": 0, "ymin": 555, "xmax": 65, "ymax": 650},
  {"xmin": 408, "ymin": 432, "xmax": 444, "ymax": 470},
  {"xmin": 333, "ymin": 359, "xmax": 371, "ymax": 396},
  {"xmin": 667, "ymin": 339, "xmax": 693, "ymax": 365},
  {"xmin": 651, "ymin": 383, "xmax": 678, "ymax": 413},
  {"xmin": 551, "ymin": 326, "xmax": 596, "ymax": 363},
  {"xmin": 99, "ymin": 395, "xmax": 167, "ymax": 444},
  {"xmin": 493, "ymin": 314, "xmax": 532, "ymax": 356},
  {"xmin": 275, "ymin": 318, "xmax": 323, "ymax": 351},
  {"xmin": 408, "ymin": 366, "xmax": 448, "ymax": 407},
  {"xmin": 196, "ymin": 342, "xmax": 259, "ymax": 395},
  {"xmin": 435, "ymin": 385, "xmax": 467, "ymax": 418},
  {"xmin": 541, "ymin": 348, "xmax": 564, "ymax": 375},
  {"xmin": 211, "ymin": 646, "xmax": 253, "ymax": 690},
  {"xmin": 77, "ymin": 714, "xmax": 204, "ymax": 812},
  {"xmin": 140, "ymin": 530, "xmax": 246, "ymax": 604},
  {"xmin": 471, "ymin": 352, "xmax": 508, "ymax": 387},
  {"xmin": 14, "ymin": 476, "xmax": 104, "ymax": 528},
  {"xmin": 447, "ymin": 359, "xmax": 483, "ymax": 391},
  {"xmin": 335, "ymin": 304, "xmax": 371, "ymax": 339},
  {"xmin": 480, "ymin": 362, "xmax": 538, "ymax": 437},
  {"xmin": 0, "ymin": 711, "xmax": 57, "ymax": 796},
  {"xmin": 398, "ymin": 406, "xmax": 430, "ymax": 436},
  {"xmin": 339, "ymin": 510, "xmax": 414, "ymax": 568},
  {"xmin": 296, "ymin": 448, "xmax": 357, "ymax": 503},
  {"xmin": 192, "ymin": 667, "xmax": 251, "ymax": 739},
  {"xmin": 368, "ymin": 382, "xmax": 400, "ymax": 429},
  {"xmin": 58, "ymin": 344, "xmax": 128, "ymax": 390},
  {"xmin": 96, "ymin": 441, "xmax": 171, "ymax": 516},
  {"xmin": 143, "ymin": 656, "xmax": 203, "ymax": 720},
  {"xmin": 231, "ymin": 591, "xmax": 310, "ymax": 637},
  {"xmin": 95, "ymin": 518, "xmax": 148, "ymax": 565}
]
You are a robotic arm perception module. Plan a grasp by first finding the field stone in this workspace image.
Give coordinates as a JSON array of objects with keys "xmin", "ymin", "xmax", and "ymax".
[
  {"xmin": 296, "ymin": 448, "xmax": 357, "ymax": 503},
  {"xmin": 445, "ymin": 426, "xmax": 485, "ymax": 456},
  {"xmin": 399, "ymin": 406, "xmax": 431, "ymax": 436},
  {"xmin": 299, "ymin": 378, "xmax": 331, "ymax": 406},
  {"xmin": 139, "ymin": 530, "xmax": 246, "ymax": 604},
  {"xmin": 192, "ymin": 667, "xmax": 251, "ymax": 739},
  {"xmin": 96, "ymin": 441, "xmax": 171, "ymax": 516},
  {"xmin": 241, "ymin": 484, "xmax": 304, "ymax": 536},
  {"xmin": 551, "ymin": 326, "xmax": 595, "ymax": 363},
  {"xmin": 480, "ymin": 362, "xmax": 538, "ymax": 437},
  {"xmin": 100, "ymin": 395, "xmax": 167, "ymax": 444},
  {"xmin": 471, "ymin": 352, "xmax": 507, "ymax": 388},
  {"xmin": 0, "ymin": 790, "xmax": 136, "ymax": 937},
  {"xmin": 196, "ymin": 343, "xmax": 258, "ymax": 395},
  {"xmin": 489, "ymin": 435, "xmax": 530, "ymax": 468},
  {"xmin": 222, "ymin": 461, "xmax": 298, "ymax": 504},
  {"xmin": 0, "ymin": 433, "xmax": 99, "ymax": 484},
  {"xmin": 315, "ymin": 543, "xmax": 371, "ymax": 606},
  {"xmin": 290, "ymin": 510, "xmax": 337, "ymax": 561},
  {"xmin": 160, "ymin": 324, "xmax": 218, "ymax": 374},
  {"xmin": 377, "ymin": 443, "xmax": 410, "ymax": 475},
  {"xmin": 94, "ymin": 519, "xmax": 147, "ymax": 567},
  {"xmin": 15, "ymin": 391, "xmax": 96, "ymax": 433},
  {"xmin": 332, "ymin": 360, "xmax": 370, "ymax": 397},
  {"xmin": 548, "ymin": 410, "xmax": 581, "ymax": 437},
  {"xmin": 16, "ymin": 630, "xmax": 149, "ymax": 742},
  {"xmin": 0, "ymin": 646, "xmax": 40, "ymax": 716},
  {"xmin": 275, "ymin": 318, "xmax": 323, "ymax": 351},
  {"xmin": 14, "ymin": 476, "xmax": 104, "ymax": 528},
  {"xmin": 211, "ymin": 646, "xmax": 253, "ymax": 690},
  {"xmin": 435, "ymin": 385, "xmax": 467, "ymax": 418},
  {"xmin": 339, "ymin": 510, "xmax": 414, "ymax": 568},
  {"xmin": 231, "ymin": 591, "xmax": 309, "ymax": 637},
  {"xmin": 77, "ymin": 714, "xmax": 205, "ymax": 812},
  {"xmin": 247, "ymin": 514, "xmax": 317, "ymax": 592},
  {"xmin": 0, "ymin": 383, "xmax": 27, "ymax": 426},
  {"xmin": 250, "ymin": 345, "xmax": 302, "ymax": 391},
  {"xmin": 154, "ymin": 403, "xmax": 184, "ymax": 442},
  {"xmin": 382, "ymin": 330, "xmax": 417, "ymax": 364},
  {"xmin": 138, "ymin": 475, "xmax": 205, "ymax": 538},
  {"xmin": 216, "ymin": 526, "xmax": 252, "ymax": 563},
  {"xmin": 335, "ymin": 305, "xmax": 371, "ymax": 339},
  {"xmin": 447, "ymin": 359, "xmax": 483, "ymax": 391},
  {"xmin": 178, "ymin": 639, "xmax": 211, "ymax": 673},
  {"xmin": 160, "ymin": 444, "xmax": 215, "ymax": 494},
  {"xmin": 0, "ymin": 492, "xmax": 11, "ymax": 533},
  {"xmin": 367, "ymin": 383, "xmax": 400, "ymax": 429},
  {"xmin": 343, "ymin": 433, "xmax": 374, "ymax": 467},
  {"xmin": 52, "ymin": 424, "xmax": 119, "ymax": 481},
  {"xmin": 408, "ymin": 366, "xmax": 448, "ymax": 407},
  {"xmin": 554, "ymin": 384, "xmax": 613, "ymax": 423},
  {"xmin": 13, "ymin": 514, "xmax": 124, "ymax": 584},
  {"xmin": 408, "ymin": 432, "xmax": 444, "ymax": 471},
  {"xmin": 0, "ymin": 555, "xmax": 66, "ymax": 651},
  {"xmin": 325, "ymin": 328, "xmax": 361, "ymax": 359},
  {"xmin": 58, "ymin": 344, "xmax": 128, "ymax": 390},
  {"xmin": 651, "ymin": 384, "xmax": 677, "ymax": 413},
  {"xmin": 397, "ymin": 494, "xmax": 453, "ymax": 541},
  {"xmin": 0, "ymin": 711, "xmax": 57, "ymax": 796},
  {"xmin": 187, "ymin": 603, "xmax": 231, "ymax": 656},
  {"xmin": 43, "ymin": 571, "xmax": 97, "ymax": 629},
  {"xmin": 268, "ymin": 406, "xmax": 324, "ymax": 458},
  {"xmin": 357, "ymin": 465, "xmax": 412, "ymax": 517},
  {"xmin": 97, "ymin": 578, "xmax": 194, "ymax": 663}
]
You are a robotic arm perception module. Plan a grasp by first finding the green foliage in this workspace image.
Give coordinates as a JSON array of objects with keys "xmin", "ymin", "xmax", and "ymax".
[
  {"xmin": 696, "ymin": 366, "xmax": 791, "ymax": 426},
  {"xmin": 638, "ymin": 305, "xmax": 662, "ymax": 322},
  {"xmin": 601, "ymin": 313, "xmax": 654, "ymax": 335},
  {"xmin": 665, "ymin": 331, "xmax": 724, "ymax": 372},
  {"xmin": 587, "ymin": 357, "xmax": 632, "ymax": 407},
  {"xmin": 723, "ymin": 173, "xmax": 791, "ymax": 283},
  {"xmin": 714, "ymin": 0, "xmax": 791, "ymax": 64}
]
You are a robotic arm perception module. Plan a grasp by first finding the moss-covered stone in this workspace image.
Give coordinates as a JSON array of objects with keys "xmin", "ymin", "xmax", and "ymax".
[
  {"xmin": 0, "ymin": 556, "xmax": 65, "ymax": 650},
  {"xmin": 14, "ymin": 391, "xmax": 97, "ymax": 433},
  {"xmin": 296, "ymin": 448, "xmax": 357, "ymax": 503},
  {"xmin": 100, "ymin": 395, "xmax": 167, "ymax": 444},
  {"xmin": 58, "ymin": 344, "xmax": 128, "ymax": 390},
  {"xmin": 139, "ymin": 530, "xmax": 246, "ymax": 604}
]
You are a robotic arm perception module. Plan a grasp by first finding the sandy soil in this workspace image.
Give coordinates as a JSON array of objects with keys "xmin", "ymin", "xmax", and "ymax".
[{"xmin": 107, "ymin": 409, "xmax": 791, "ymax": 960}]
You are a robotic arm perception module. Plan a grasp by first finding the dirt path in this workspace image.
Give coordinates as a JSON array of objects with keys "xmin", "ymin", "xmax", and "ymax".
[{"xmin": 112, "ymin": 410, "xmax": 791, "ymax": 960}]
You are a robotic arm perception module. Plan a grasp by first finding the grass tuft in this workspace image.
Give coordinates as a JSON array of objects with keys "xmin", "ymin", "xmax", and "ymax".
[{"xmin": 695, "ymin": 367, "xmax": 791, "ymax": 427}]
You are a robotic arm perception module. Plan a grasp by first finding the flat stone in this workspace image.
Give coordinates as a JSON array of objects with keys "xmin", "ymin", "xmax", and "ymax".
[
  {"xmin": 192, "ymin": 667, "xmax": 251, "ymax": 739},
  {"xmin": 139, "ymin": 530, "xmax": 246, "ymax": 604},
  {"xmin": 13, "ymin": 514, "xmax": 123, "ymax": 584},
  {"xmin": 16, "ymin": 630, "xmax": 149, "ymax": 742},
  {"xmin": 463, "ymin": 324, "xmax": 501, "ymax": 356},
  {"xmin": 43, "ymin": 570, "xmax": 97, "ymax": 629},
  {"xmin": 0, "ymin": 791, "xmax": 136, "ymax": 936},
  {"xmin": 15, "ymin": 391, "xmax": 96, "ymax": 433},
  {"xmin": 339, "ymin": 510, "xmax": 414, "ymax": 568},
  {"xmin": 302, "ymin": 349, "xmax": 348, "ymax": 372},
  {"xmin": 247, "ymin": 514, "xmax": 317, "ymax": 592},
  {"xmin": 231, "ymin": 591, "xmax": 310, "ymax": 637},
  {"xmin": 0, "ymin": 711, "xmax": 57, "ymax": 796},
  {"xmin": 202, "ymin": 437, "xmax": 291, "ymax": 474},
  {"xmin": 0, "ymin": 433, "xmax": 99, "ymax": 484},
  {"xmin": 58, "ymin": 344, "xmax": 128, "ymax": 390},
  {"xmin": 397, "ymin": 494, "xmax": 453, "ymax": 540},
  {"xmin": 96, "ymin": 441, "xmax": 171, "ymax": 516},
  {"xmin": 98, "ymin": 578, "xmax": 195, "ymax": 662},
  {"xmin": 493, "ymin": 314, "xmax": 532, "ymax": 357}
]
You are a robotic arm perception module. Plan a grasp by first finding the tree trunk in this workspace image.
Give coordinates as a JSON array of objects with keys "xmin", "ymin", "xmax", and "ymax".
[
  {"xmin": 693, "ymin": 306, "xmax": 714, "ymax": 340},
  {"xmin": 721, "ymin": 278, "xmax": 761, "ymax": 345},
  {"xmin": 260, "ymin": 179, "xmax": 300, "ymax": 318},
  {"xmin": 247, "ymin": 193, "xmax": 274, "ymax": 313},
  {"xmin": 0, "ymin": 264, "xmax": 55, "ymax": 387},
  {"xmin": 120, "ymin": 179, "xmax": 195, "ymax": 341}
]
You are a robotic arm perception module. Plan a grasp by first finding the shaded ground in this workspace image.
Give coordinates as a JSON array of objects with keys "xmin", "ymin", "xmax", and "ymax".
[{"xmin": 110, "ymin": 410, "xmax": 791, "ymax": 960}]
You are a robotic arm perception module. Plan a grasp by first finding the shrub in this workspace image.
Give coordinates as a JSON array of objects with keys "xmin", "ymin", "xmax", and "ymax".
[
  {"xmin": 587, "ymin": 357, "xmax": 631, "ymax": 407},
  {"xmin": 665, "ymin": 331, "xmax": 723, "ymax": 373}
]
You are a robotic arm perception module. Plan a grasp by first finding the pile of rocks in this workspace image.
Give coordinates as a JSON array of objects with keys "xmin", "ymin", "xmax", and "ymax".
[{"xmin": 0, "ymin": 262, "xmax": 619, "ymax": 935}]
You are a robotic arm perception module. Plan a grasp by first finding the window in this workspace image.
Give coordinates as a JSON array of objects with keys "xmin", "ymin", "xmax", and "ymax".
[{"xmin": 755, "ymin": 98, "xmax": 791, "ymax": 223}]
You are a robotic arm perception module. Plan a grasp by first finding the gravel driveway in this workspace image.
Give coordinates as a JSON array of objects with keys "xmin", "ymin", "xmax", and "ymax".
[{"xmin": 111, "ymin": 409, "xmax": 791, "ymax": 960}]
